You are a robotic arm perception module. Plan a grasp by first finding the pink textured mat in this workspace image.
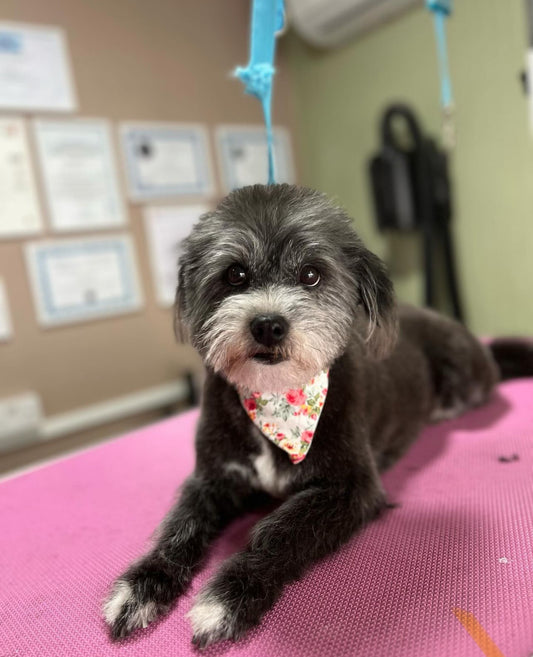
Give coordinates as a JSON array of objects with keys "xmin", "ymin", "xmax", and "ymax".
[{"xmin": 2, "ymin": 380, "xmax": 533, "ymax": 657}]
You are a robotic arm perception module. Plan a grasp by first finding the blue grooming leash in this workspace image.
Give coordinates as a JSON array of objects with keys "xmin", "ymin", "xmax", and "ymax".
[
  {"xmin": 427, "ymin": 0, "xmax": 453, "ymax": 107},
  {"xmin": 426, "ymin": 0, "xmax": 454, "ymax": 146},
  {"xmin": 235, "ymin": 0, "xmax": 285, "ymax": 184}
]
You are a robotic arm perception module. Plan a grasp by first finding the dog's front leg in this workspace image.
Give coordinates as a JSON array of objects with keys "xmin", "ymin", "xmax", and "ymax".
[
  {"xmin": 189, "ymin": 475, "xmax": 385, "ymax": 648},
  {"xmin": 104, "ymin": 473, "xmax": 259, "ymax": 639}
]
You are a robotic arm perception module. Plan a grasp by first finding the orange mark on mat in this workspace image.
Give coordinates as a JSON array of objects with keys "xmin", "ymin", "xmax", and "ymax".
[{"xmin": 453, "ymin": 608, "xmax": 506, "ymax": 657}]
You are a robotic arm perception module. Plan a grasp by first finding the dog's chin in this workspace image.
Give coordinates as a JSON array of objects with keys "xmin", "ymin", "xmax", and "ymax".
[
  {"xmin": 223, "ymin": 358, "xmax": 320, "ymax": 394},
  {"xmin": 251, "ymin": 352, "xmax": 286, "ymax": 365}
]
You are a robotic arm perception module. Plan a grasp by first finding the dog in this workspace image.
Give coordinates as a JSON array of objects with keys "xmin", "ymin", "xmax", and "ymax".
[{"xmin": 104, "ymin": 183, "xmax": 533, "ymax": 648}]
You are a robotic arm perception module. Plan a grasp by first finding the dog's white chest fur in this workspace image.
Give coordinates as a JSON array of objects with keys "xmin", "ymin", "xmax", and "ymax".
[
  {"xmin": 224, "ymin": 436, "xmax": 290, "ymax": 498},
  {"xmin": 252, "ymin": 444, "xmax": 290, "ymax": 497}
]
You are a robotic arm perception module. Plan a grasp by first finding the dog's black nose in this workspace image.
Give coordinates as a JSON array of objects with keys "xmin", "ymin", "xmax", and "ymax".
[{"xmin": 250, "ymin": 315, "xmax": 288, "ymax": 347}]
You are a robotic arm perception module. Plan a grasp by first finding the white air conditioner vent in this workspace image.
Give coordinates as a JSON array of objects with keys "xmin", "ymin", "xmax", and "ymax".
[{"xmin": 287, "ymin": 0, "xmax": 420, "ymax": 49}]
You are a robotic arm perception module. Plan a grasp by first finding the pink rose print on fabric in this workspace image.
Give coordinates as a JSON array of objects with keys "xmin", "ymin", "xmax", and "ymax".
[
  {"xmin": 301, "ymin": 430, "xmax": 314, "ymax": 443},
  {"xmin": 286, "ymin": 389, "xmax": 306, "ymax": 405},
  {"xmin": 243, "ymin": 398, "xmax": 257, "ymax": 412}
]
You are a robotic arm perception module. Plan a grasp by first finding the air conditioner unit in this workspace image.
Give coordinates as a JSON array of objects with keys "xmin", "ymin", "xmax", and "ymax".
[{"xmin": 286, "ymin": 0, "xmax": 420, "ymax": 49}]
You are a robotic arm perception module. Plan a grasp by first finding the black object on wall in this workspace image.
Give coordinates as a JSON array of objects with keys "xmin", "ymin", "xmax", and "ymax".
[{"xmin": 369, "ymin": 103, "xmax": 464, "ymax": 323}]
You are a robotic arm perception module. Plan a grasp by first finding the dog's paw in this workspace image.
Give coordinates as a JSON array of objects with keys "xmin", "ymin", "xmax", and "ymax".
[
  {"xmin": 103, "ymin": 558, "xmax": 180, "ymax": 640},
  {"xmin": 103, "ymin": 579, "xmax": 162, "ymax": 639},
  {"xmin": 189, "ymin": 588, "xmax": 244, "ymax": 650},
  {"xmin": 188, "ymin": 562, "xmax": 268, "ymax": 649}
]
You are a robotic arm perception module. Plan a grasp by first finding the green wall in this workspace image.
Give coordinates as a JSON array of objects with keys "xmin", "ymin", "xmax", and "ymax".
[{"xmin": 287, "ymin": 0, "xmax": 533, "ymax": 335}]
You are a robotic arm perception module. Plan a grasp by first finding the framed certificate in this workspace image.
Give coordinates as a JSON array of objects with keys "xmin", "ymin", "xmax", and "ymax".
[
  {"xmin": 120, "ymin": 123, "xmax": 215, "ymax": 200},
  {"xmin": 0, "ymin": 279, "xmax": 12, "ymax": 341},
  {"xmin": 0, "ymin": 23, "xmax": 76, "ymax": 112},
  {"xmin": 143, "ymin": 204, "xmax": 208, "ymax": 307},
  {"xmin": 216, "ymin": 125, "xmax": 295, "ymax": 192},
  {"xmin": 0, "ymin": 117, "xmax": 43, "ymax": 238},
  {"xmin": 25, "ymin": 235, "xmax": 144, "ymax": 327},
  {"xmin": 33, "ymin": 119, "xmax": 126, "ymax": 233}
]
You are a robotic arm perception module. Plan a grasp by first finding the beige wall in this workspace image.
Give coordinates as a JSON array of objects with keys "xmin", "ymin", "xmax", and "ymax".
[{"xmin": 0, "ymin": 1, "xmax": 296, "ymax": 435}]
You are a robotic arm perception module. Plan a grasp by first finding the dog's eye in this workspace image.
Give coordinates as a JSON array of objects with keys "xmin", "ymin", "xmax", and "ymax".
[
  {"xmin": 226, "ymin": 264, "xmax": 247, "ymax": 286},
  {"xmin": 299, "ymin": 265, "xmax": 320, "ymax": 287}
]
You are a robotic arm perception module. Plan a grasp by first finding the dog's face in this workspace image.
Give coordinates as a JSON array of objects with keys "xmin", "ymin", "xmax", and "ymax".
[{"xmin": 176, "ymin": 184, "xmax": 397, "ymax": 392}]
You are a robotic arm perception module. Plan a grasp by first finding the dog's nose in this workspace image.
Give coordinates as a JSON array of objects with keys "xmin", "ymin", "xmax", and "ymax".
[{"xmin": 250, "ymin": 315, "xmax": 288, "ymax": 347}]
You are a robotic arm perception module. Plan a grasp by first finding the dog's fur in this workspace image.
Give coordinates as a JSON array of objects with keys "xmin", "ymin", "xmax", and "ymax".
[{"xmin": 104, "ymin": 184, "xmax": 529, "ymax": 648}]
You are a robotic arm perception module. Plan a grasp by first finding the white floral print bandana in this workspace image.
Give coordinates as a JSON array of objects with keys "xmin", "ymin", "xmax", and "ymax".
[{"xmin": 238, "ymin": 369, "xmax": 329, "ymax": 464}]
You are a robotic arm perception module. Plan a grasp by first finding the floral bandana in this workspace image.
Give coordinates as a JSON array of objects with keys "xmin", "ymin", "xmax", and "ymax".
[{"xmin": 238, "ymin": 370, "xmax": 329, "ymax": 464}]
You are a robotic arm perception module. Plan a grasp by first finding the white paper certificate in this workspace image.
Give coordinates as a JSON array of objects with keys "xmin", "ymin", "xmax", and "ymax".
[
  {"xmin": 25, "ymin": 236, "xmax": 143, "ymax": 327},
  {"xmin": 0, "ymin": 279, "xmax": 13, "ymax": 341},
  {"xmin": 121, "ymin": 123, "xmax": 214, "ymax": 200},
  {"xmin": 34, "ymin": 119, "xmax": 126, "ymax": 232},
  {"xmin": 0, "ymin": 23, "xmax": 76, "ymax": 112},
  {"xmin": 216, "ymin": 125, "xmax": 295, "ymax": 192},
  {"xmin": 0, "ymin": 117, "xmax": 43, "ymax": 238},
  {"xmin": 143, "ymin": 204, "xmax": 207, "ymax": 306}
]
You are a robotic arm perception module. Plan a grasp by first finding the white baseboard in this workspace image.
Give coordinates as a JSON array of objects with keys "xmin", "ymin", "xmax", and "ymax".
[{"xmin": 41, "ymin": 379, "xmax": 190, "ymax": 441}]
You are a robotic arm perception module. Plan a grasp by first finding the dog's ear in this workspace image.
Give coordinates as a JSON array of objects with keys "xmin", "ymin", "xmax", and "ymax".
[
  {"xmin": 351, "ymin": 245, "xmax": 398, "ymax": 359},
  {"xmin": 174, "ymin": 257, "xmax": 190, "ymax": 343},
  {"xmin": 173, "ymin": 209, "xmax": 214, "ymax": 343}
]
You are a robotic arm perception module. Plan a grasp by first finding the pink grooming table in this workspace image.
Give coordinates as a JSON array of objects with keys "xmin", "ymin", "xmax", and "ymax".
[{"xmin": 2, "ymin": 380, "xmax": 533, "ymax": 657}]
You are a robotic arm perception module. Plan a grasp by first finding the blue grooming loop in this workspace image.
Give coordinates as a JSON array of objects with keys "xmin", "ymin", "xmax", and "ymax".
[
  {"xmin": 235, "ymin": 0, "xmax": 285, "ymax": 184},
  {"xmin": 426, "ymin": 0, "xmax": 454, "ymax": 147}
]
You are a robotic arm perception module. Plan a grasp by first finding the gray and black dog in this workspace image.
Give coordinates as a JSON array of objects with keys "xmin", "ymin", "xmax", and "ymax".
[{"xmin": 104, "ymin": 183, "xmax": 532, "ymax": 648}]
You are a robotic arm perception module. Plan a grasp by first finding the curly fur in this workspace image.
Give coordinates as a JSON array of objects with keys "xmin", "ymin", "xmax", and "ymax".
[{"xmin": 104, "ymin": 184, "xmax": 517, "ymax": 648}]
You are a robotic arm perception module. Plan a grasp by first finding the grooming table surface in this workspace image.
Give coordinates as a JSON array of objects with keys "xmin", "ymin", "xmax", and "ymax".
[{"xmin": 2, "ymin": 381, "xmax": 533, "ymax": 657}]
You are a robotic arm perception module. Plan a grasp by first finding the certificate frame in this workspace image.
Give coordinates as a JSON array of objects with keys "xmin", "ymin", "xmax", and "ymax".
[
  {"xmin": 33, "ymin": 118, "xmax": 127, "ymax": 233},
  {"xmin": 0, "ymin": 22, "xmax": 77, "ymax": 113},
  {"xmin": 0, "ymin": 116, "xmax": 43, "ymax": 239},
  {"xmin": 215, "ymin": 124, "xmax": 295, "ymax": 193},
  {"xmin": 120, "ymin": 122, "xmax": 215, "ymax": 201},
  {"xmin": 0, "ymin": 279, "xmax": 13, "ymax": 342},
  {"xmin": 25, "ymin": 235, "xmax": 144, "ymax": 327},
  {"xmin": 143, "ymin": 204, "xmax": 209, "ymax": 307}
]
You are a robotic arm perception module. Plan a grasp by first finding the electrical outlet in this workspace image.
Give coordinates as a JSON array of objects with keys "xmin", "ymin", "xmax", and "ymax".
[{"xmin": 0, "ymin": 392, "xmax": 42, "ymax": 453}]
